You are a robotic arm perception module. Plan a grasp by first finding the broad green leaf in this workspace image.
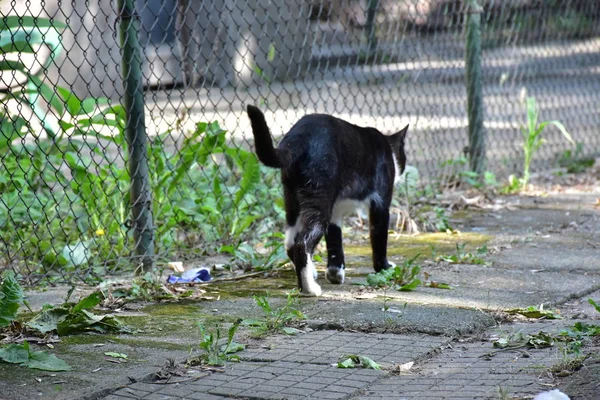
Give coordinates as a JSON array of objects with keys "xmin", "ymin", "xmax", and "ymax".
[
  {"xmin": 526, "ymin": 97, "xmax": 538, "ymax": 137},
  {"xmin": 221, "ymin": 342, "xmax": 245, "ymax": 354},
  {"xmin": 26, "ymin": 351, "xmax": 71, "ymax": 371},
  {"xmin": 29, "ymin": 75, "xmax": 65, "ymax": 117},
  {"xmin": 25, "ymin": 307, "xmax": 68, "ymax": 334},
  {"xmin": 0, "ymin": 271, "xmax": 24, "ymax": 328},
  {"xmin": 0, "ymin": 16, "xmax": 67, "ymax": 30},
  {"xmin": 72, "ymin": 292, "xmax": 102, "ymax": 312},
  {"xmin": 337, "ymin": 357, "xmax": 356, "ymax": 368},
  {"xmin": 0, "ymin": 41, "xmax": 35, "ymax": 54},
  {"xmin": 398, "ymin": 279, "xmax": 421, "ymax": 291},
  {"xmin": 267, "ymin": 43, "xmax": 276, "ymax": 62},
  {"xmin": 0, "ymin": 343, "xmax": 29, "ymax": 364},
  {"xmin": 56, "ymin": 86, "xmax": 81, "ymax": 116},
  {"xmin": 282, "ymin": 327, "xmax": 301, "ymax": 335},
  {"xmin": 358, "ymin": 355, "xmax": 382, "ymax": 370},
  {"xmin": 589, "ymin": 298, "xmax": 600, "ymax": 313},
  {"xmin": 0, "ymin": 60, "xmax": 28, "ymax": 72},
  {"xmin": 79, "ymin": 97, "xmax": 108, "ymax": 115},
  {"xmin": 547, "ymin": 120, "xmax": 574, "ymax": 145}
]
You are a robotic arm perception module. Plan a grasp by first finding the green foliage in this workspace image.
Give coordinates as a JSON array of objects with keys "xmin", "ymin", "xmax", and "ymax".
[
  {"xmin": 337, "ymin": 354, "xmax": 381, "ymax": 370},
  {"xmin": 505, "ymin": 305, "xmax": 562, "ymax": 320},
  {"xmin": 108, "ymin": 272, "xmax": 174, "ymax": 303},
  {"xmin": 589, "ymin": 298, "xmax": 600, "ymax": 313},
  {"xmin": 435, "ymin": 243, "xmax": 488, "ymax": 265},
  {"xmin": 397, "ymin": 165, "xmax": 420, "ymax": 198},
  {"xmin": 187, "ymin": 319, "xmax": 245, "ymax": 366},
  {"xmin": 221, "ymin": 234, "xmax": 288, "ymax": 272},
  {"xmin": 0, "ymin": 271, "xmax": 24, "ymax": 328},
  {"xmin": 438, "ymin": 156, "xmax": 498, "ymax": 190},
  {"xmin": 492, "ymin": 331, "xmax": 555, "ymax": 350},
  {"xmin": 244, "ymin": 291, "xmax": 305, "ymax": 337},
  {"xmin": 558, "ymin": 143, "xmax": 595, "ymax": 173},
  {"xmin": 366, "ymin": 255, "xmax": 422, "ymax": 291},
  {"xmin": 0, "ymin": 341, "xmax": 71, "ymax": 371},
  {"xmin": 518, "ymin": 97, "xmax": 574, "ymax": 188},
  {"xmin": 0, "ymin": 15, "xmax": 285, "ymax": 277},
  {"xmin": 26, "ymin": 292, "xmax": 129, "ymax": 335}
]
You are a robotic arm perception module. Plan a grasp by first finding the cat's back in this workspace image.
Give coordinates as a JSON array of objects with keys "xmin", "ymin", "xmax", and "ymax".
[{"xmin": 280, "ymin": 113, "xmax": 370, "ymax": 149}]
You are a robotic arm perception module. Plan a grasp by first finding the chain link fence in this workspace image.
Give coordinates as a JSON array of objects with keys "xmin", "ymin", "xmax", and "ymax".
[{"xmin": 1, "ymin": 0, "xmax": 599, "ymax": 284}]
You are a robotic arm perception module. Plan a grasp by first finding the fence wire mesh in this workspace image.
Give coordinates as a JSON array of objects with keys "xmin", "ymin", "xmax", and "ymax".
[{"xmin": 1, "ymin": 0, "xmax": 599, "ymax": 285}]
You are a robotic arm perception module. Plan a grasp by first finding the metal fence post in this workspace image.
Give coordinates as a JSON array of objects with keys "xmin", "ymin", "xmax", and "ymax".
[
  {"xmin": 365, "ymin": 0, "xmax": 379, "ymax": 56},
  {"xmin": 465, "ymin": 0, "xmax": 486, "ymax": 174},
  {"xmin": 117, "ymin": 0, "xmax": 154, "ymax": 272}
]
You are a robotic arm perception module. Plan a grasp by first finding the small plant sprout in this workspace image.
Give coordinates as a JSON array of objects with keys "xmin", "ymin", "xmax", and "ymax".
[
  {"xmin": 588, "ymin": 298, "xmax": 600, "ymax": 313},
  {"xmin": 367, "ymin": 255, "xmax": 422, "ymax": 291},
  {"xmin": 187, "ymin": 319, "xmax": 245, "ymax": 367},
  {"xmin": 517, "ymin": 97, "xmax": 574, "ymax": 188},
  {"xmin": 244, "ymin": 291, "xmax": 306, "ymax": 337},
  {"xmin": 435, "ymin": 243, "xmax": 488, "ymax": 265}
]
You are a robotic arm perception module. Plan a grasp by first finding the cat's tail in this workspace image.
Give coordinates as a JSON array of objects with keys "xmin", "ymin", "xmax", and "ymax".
[{"xmin": 246, "ymin": 105, "xmax": 288, "ymax": 169}]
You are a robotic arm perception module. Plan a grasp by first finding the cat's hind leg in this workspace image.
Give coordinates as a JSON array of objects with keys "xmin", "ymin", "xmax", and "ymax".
[
  {"xmin": 369, "ymin": 198, "xmax": 392, "ymax": 272},
  {"xmin": 292, "ymin": 208, "xmax": 327, "ymax": 296},
  {"xmin": 325, "ymin": 223, "xmax": 345, "ymax": 284}
]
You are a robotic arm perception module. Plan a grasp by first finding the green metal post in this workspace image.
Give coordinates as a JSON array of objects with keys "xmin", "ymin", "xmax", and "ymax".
[
  {"xmin": 365, "ymin": 0, "xmax": 379, "ymax": 56},
  {"xmin": 117, "ymin": 0, "xmax": 154, "ymax": 272},
  {"xmin": 465, "ymin": 0, "xmax": 486, "ymax": 174}
]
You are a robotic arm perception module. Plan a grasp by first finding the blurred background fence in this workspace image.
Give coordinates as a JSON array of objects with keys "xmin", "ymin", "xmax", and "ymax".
[{"xmin": 1, "ymin": 0, "xmax": 599, "ymax": 285}]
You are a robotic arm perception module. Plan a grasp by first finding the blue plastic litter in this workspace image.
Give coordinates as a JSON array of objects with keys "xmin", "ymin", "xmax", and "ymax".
[{"xmin": 167, "ymin": 267, "xmax": 211, "ymax": 284}]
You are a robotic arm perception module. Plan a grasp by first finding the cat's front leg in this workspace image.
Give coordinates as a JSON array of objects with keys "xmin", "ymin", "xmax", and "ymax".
[
  {"xmin": 369, "ymin": 202, "xmax": 392, "ymax": 272},
  {"xmin": 325, "ymin": 223, "xmax": 345, "ymax": 284}
]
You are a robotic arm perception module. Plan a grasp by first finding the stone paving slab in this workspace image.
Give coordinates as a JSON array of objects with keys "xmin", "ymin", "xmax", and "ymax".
[
  {"xmin": 241, "ymin": 330, "xmax": 447, "ymax": 366},
  {"xmin": 332, "ymin": 264, "xmax": 600, "ymax": 310},
  {"xmin": 354, "ymin": 340, "xmax": 560, "ymax": 400},
  {"xmin": 110, "ymin": 361, "xmax": 386, "ymax": 400},
  {"xmin": 303, "ymin": 300, "xmax": 497, "ymax": 336}
]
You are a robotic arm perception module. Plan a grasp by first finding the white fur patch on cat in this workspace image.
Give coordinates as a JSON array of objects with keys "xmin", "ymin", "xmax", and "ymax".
[
  {"xmin": 392, "ymin": 153, "xmax": 401, "ymax": 185},
  {"xmin": 284, "ymin": 220, "xmax": 303, "ymax": 250},
  {"xmin": 326, "ymin": 264, "xmax": 345, "ymax": 284},
  {"xmin": 331, "ymin": 193, "xmax": 382, "ymax": 226},
  {"xmin": 300, "ymin": 253, "xmax": 322, "ymax": 296}
]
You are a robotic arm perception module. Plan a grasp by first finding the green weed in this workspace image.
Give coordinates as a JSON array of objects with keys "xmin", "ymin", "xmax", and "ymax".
[
  {"xmin": 187, "ymin": 319, "xmax": 245, "ymax": 367},
  {"xmin": 367, "ymin": 255, "xmax": 421, "ymax": 291},
  {"xmin": 435, "ymin": 243, "xmax": 488, "ymax": 265},
  {"xmin": 0, "ymin": 271, "xmax": 25, "ymax": 328},
  {"xmin": 589, "ymin": 298, "xmax": 600, "ymax": 313},
  {"xmin": 505, "ymin": 97, "xmax": 574, "ymax": 191},
  {"xmin": 558, "ymin": 142, "xmax": 595, "ymax": 173},
  {"xmin": 244, "ymin": 291, "xmax": 305, "ymax": 337}
]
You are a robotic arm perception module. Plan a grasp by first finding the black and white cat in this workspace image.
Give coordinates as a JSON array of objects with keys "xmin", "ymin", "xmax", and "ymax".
[{"xmin": 247, "ymin": 105, "xmax": 408, "ymax": 296}]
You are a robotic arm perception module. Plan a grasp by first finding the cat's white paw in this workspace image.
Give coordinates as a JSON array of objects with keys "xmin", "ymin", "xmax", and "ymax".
[
  {"xmin": 300, "ymin": 282, "xmax": 322, "ymax": 297},
  {"xmin": 326, "ymin": 266, "xmax": 345, "ymax": 284},
  {"xmin": 300, "ymin": 268, "xmax": 322, "ymax": 297}
]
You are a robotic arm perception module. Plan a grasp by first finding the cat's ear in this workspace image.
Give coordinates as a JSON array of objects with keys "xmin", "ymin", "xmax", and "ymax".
[
  {"xmin": 389, "ymin": 124, "xmax": 409, "ymax": 149},
  {"xmin": 394, "ymin": 124, "xmax": 409, "ymax": 142}
]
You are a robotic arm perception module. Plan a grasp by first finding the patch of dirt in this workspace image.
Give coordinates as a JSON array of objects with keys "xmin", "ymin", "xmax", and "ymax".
[{"xmin": 559, "ymin": 351, "xmax": 600, "ymax": 400}]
